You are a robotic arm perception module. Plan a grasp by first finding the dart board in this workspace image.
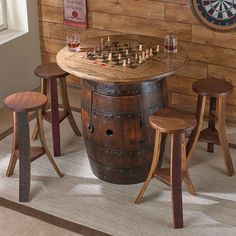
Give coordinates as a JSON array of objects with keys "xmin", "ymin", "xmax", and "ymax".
[{"xmin": 192, "ymin": 0, "xmax": 236, "ymax": 31}]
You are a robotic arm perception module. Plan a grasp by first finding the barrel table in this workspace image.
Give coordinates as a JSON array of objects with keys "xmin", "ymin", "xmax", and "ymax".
[{"xmin": 56, "ymin": 34, "xmax": 187, "ymax": 184}]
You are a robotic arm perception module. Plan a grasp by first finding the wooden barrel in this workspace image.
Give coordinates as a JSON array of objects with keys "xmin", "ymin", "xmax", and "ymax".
[{"xmin": 81, "ymin": 79, "xmax": 168, "ymax": 184}]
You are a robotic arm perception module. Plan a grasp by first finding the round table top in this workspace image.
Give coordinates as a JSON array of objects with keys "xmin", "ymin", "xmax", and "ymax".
[{"xmin": 56, "ymin": 34, "xmax": 188, "ymax": 83}]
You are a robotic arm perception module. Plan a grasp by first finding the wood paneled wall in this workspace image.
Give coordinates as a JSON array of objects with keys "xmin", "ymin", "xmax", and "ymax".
[{"xmin": 38, "ymin": 0, "xmax": 236, "ymax": 122}]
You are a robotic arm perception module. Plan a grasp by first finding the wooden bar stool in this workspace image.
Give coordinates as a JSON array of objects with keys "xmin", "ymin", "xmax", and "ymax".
[
  {"xmin": 135, "ymin": 108, "xmax": 196, "ymax": 229},
  {"xmin": 186, "ymin": 78, "xmax": 235, "ymax": 176},
  {"xmin": 4, "ymin": 91, "xmax": 63, "ymax": 202},
  {"xmin": 33, "ymin": 63, "xmax": 81, "ymax": 156}
]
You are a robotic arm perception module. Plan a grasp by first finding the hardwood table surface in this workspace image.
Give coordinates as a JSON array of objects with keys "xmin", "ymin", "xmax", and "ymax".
[{"xmin": 56, "ymin": 34, "xmax": 187, "ymax": 83}]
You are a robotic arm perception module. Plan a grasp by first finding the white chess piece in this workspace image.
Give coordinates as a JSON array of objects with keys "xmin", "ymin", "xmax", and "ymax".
[
  {"xmin": 126, "ymin": 49, "xmax": 129, "ymax": 55},
  {"xmin": 145, "ymin": 49, "xmax": 149, "ymax": 59},
  {"xmin": 149, "ymin": 48, "xmax": 153, "ymax": 57},
  {"xmin": 139, "ymin": 44, "xmax": 143, "ymax": 52},
  {"xmin": 138, "ymin": 55, "xmax": 143, "ymax": 64},
  {"xmin": 127, "ymin": 58, "xmax": 131, "ymax": 65},
  {"xmin": 108, "ymin": 53, "xmax": 112, "ymax": 61},
  {"xmin": 156, "ymin": 45, "xmax": 160, "ymax": 53},
  {"xmin": 142, "ymin": 51, "xmax": 146, "ymax": 61},
  {"xmin": 123, "ymin": 59, "xmax": 127, "ymax": 67},
  {"xmin": 118, "ymin": 53, "xmax": 122, "ymax": 60},
  {"xmin": 135, "ymin": 53, "xmax": 138, "ymax": 61}
]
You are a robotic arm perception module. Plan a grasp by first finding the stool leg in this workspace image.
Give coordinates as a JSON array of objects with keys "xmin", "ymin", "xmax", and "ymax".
[
  {"xmin": 36, "ymin": 110, "xmax": 64, "ymax": 178},
  {"xmin": 186, "ymin": 95, "xmax": 206, "ymax": 159},
  {"xmin": 32, "ymin": 79, "xmax": 47, "ymax": 141},
  {"xmin": 207, "ymin": 97, "xmax": 216, "ymax": 153},
  {"xmin": 135, "ymin": 131, "xmax": 162, "ymax": 204},
  {"xmin": 181, "ymin": 133, "xmax": 196, "ymax": 196},
  {"xmin": 50, "ymin": 78, "xmax": 61, "ymax": 156},
  {"xmin": 6, "ymin": 112, "xmax": 18, "ymax": 177},
  {"xmin": 18, "ymin": 112, "xmax": 31, "ymax": 202},
  {"xmin": 218, "ymin": 97, "xmax": 235, "ymax": 176},
  {"xmin": 171, "ymin": 133, "xmax": 183, "ymax": 229},
  {"xmin": 59, "ymin": 77, "xmax": 81, "ymax": 136}
]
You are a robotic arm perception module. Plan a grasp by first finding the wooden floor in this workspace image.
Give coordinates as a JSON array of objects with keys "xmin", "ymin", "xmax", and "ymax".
[{"xmin": 0, "ymin": 85, "xmax": 82, "ymax": 236}]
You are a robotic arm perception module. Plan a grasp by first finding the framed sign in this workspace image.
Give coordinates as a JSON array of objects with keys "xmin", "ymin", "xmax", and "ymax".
[
  {"xmin": 192, "ymin": 0, "xmax": 236, "ymax": 31},
  {"xmin": 63, "ymin": 0, "xmax": 87, "ymax": 29}
]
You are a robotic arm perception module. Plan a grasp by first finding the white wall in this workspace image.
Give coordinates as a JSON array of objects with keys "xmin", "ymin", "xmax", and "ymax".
[{"xmin": 0, "ymin": 0, "xmax": 41, "ymax": 107}]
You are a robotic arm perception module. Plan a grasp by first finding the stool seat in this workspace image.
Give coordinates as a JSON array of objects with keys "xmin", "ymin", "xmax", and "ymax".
[
  {"xmin": 4, "ymin": 91, "xmax": 63, "ymax": 202},
  {"xmin": 187, "ymin": 78, "xmax": 235, "ymax": 176},
  {"xmin": 33, "ymin": 63, "xmax": 81, "ymax": 156},
  {"xmin": 150, "ymin": 108, "xmax": 196, "ymax": 134},
  {"xmin": 34, "ymin": 63, "xmax": 69, "ymax": 80},
  {"xmin": 136, "ymin": 108, "xmax": 196, "ymax": 229},
  {"xmin": 193, "ymin": 78, "xmax": 233, "ymax": 97},
  {"xmin": 4, "ymin": 91, "xmax": 47, "ymax": 112}
]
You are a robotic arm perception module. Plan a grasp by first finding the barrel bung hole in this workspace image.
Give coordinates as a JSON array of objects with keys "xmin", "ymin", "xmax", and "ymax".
[{"xmin": 106, "ymin": 129, "xmax": 113, "ymax": 136}]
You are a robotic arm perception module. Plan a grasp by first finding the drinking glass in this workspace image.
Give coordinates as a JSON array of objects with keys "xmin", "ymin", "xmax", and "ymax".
[
  {"xmin": 67, "ymin": 33, "xmax": 80, "ymax": 52},
  {"xmin": 164, "ymin": 34, "xmax": 177, "ymax": 53}
]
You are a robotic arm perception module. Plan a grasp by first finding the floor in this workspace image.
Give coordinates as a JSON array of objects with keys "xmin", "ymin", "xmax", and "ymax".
[
  {"xmin": 0, "ymin": 85, "xmax": 235, "ymax": 235},
  {"xmin": 0, "ymin": 206, "xmax": 81, "ymax": 236},
  {"xmin": 0, "ymin": 85, "xmax": 82, "ymax": 236}
]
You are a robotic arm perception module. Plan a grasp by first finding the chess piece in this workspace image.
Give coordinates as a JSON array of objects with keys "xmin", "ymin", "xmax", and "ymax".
[
  {"xmin": 108, "ymin": 52, "xmax": 112, "ymax": 61},
  {"xmin": 145, "ymin": 49, "xmax": 149, "ymax": 59},
  {"xmin": 118, "ymin": 53, "xmax": 122, "ymax": 60},
  {"xmin": 126, "ymin": 49, "xmax": 129, "ymax": 56},
  {"xmin": 149, "ymin": 48, "xmax": 153, "ymax": 57},
  {"xmin": 135, "ymin": 53, "xmax": 138, "ymax": 61},
  {"xmin": 123, "ymin": 59, "xmax": 127, "ymax": 67},
  {"xmin": 142, "ymin": 51, "xmax": 146, "ymax": 61},
  {"xmin": 139, "ymin": 44, "xmax": 143, "ymax": 52},
  {"xmin": 127, "ymin": 58, "xmax": 131, "ymax": 65},
  {"xmin": 139, "ymin": 55, "xmax": 143, "ymax": 64},
  {"xmin": 156, "ymin": 45, "xmax": 160, "ymax": 53}
]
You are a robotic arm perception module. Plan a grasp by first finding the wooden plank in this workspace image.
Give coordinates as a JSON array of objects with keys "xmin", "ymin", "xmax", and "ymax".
[
  {"xmin": 39, "ymin": 21, "xmax": 49, "ymax": 38},
  {"xmin": 175, "ymin": 61, "xmax": 207, "ymax": 79},
  {"xmin": 208, "ymin": 64, "xmax": 236, "ymax": 87},
  {"xmin": 192, "ymin": 25, "xmax": 236, "ymax": 50},
  {"xmin": 48, "ymin": 22, "xmax": 121, "ymax": 41},
  {"xmin": 40, "ymin": 37, "xmax": 65, "ymax": 54},
  {"xmin": 39, "ymin": 0, "xmax": 62, "ymax": 7},
  {"xmin": 88, "ymin": 0, "xmax": 164, "ymax": 20},
  {"xmin": 165, "ymin": 3, "xmax": 198, "ymax": 24},
  {"xmin": 167, "ymin": 76, "xmax": 196, "ymax": 96},
  {"xmin": 39, "ymin": 5, "xmax": 63, "ymax": 24},
  {"xmin": 182, "ymin": 42, "xmax": 236, "ymax": 69},
  {"xmin": 91, "ymin": 12, "xmax": 192, "ymax": 42}
]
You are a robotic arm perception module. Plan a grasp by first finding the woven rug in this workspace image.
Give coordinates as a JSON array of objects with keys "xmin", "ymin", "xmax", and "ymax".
[{"xmin": 0, "ymin": 113, "xmax": 236, "ymax": 236}]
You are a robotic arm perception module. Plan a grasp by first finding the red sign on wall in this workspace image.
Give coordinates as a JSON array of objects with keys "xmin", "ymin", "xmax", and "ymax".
[{"xmin": 63, "ymin": 0, "xmax": 87, "ymax": 29}]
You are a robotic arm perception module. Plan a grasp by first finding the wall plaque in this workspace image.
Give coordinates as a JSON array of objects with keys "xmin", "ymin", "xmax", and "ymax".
[{"xmin": 63, "ymin": 0, "xmax": 87, "ymax": 29}]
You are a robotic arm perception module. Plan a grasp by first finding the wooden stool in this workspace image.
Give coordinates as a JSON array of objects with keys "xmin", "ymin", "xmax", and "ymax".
[
  {"xmin": 4, "ymin": 91, "xmax": 63, "ymax": 202},
  {"xmin": 135, "ymin": 108, "xmax": 196, "ymax": 229},
  {"xmin": 186, "ymin": 78, "xmax": 235, "ymax": 176},
  {"xmin": 33, "ymin": 63, "xmax": 81, "ymax": 156}
]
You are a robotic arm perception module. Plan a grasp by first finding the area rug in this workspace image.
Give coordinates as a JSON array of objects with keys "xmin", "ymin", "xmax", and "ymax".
[{"xmin": 0, "ymin": 113, "xmax": 236, "ymax": 236}]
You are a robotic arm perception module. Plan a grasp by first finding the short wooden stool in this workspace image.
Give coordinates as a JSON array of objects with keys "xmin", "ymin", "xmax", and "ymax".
[
  {"xmin": 135, "ymin": 108, "xmax": 196, "ymax": 229},
  {"xmin": 4, "ymin": 91, "xmax": 63, "ymax": 202},
  {"xmin": 186, "ymin": 78, "xmax": 235, "ymax": 176},
  {"xmin": 33, "ymin": 63, "xmax": 81, "ymax": 156}
]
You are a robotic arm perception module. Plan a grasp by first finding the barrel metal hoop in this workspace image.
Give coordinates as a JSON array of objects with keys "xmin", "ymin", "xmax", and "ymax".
[
  {"xmin": 81, "ymin": 101, "xmax": 162, "ymax": 119},
  {"xmin": 84, "ymin": 137, "xmax": 153, "ymax": 158},
  {"xmin": 83, "ymin": 80, "xmax": 164, "ymax": 96}
]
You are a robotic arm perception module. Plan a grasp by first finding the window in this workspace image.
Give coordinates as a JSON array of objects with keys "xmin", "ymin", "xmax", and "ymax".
[{"xmin": 0, "ymin": 0, "xmax": 7, "ymax": 31}]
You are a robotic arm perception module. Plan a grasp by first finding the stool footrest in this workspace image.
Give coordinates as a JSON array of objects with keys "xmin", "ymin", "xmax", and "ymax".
[
  {"xmin": 43, "ymin": 110, "xmax": 69, "ymax": 124},
  {"xmin": 15, "ymin": 147, "xmax": 46, "ymax": 162},
  {"xmin": 198, "ymin": 128, "xmax": 220, "ymax": 144},
  {"xmin": 154, "ymin": 168, "xmax": 171, "ymax": 186}
]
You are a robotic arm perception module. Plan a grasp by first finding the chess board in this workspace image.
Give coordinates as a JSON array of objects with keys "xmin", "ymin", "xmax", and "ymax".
[{"xmin": 81, "ymin": 38, "xmax": 164, "ymax": 69}]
